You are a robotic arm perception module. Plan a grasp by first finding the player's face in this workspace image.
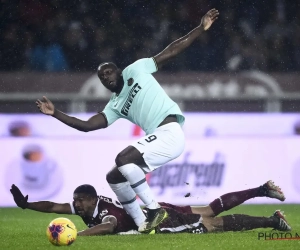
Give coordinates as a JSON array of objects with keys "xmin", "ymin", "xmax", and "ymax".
[
  {"xmin": 73, "ymin": 193, "xmax": 97, "ymax": 217},
  {"xmin": 98, "ymin": 65, "xmax": 122, "ymax": 93}
]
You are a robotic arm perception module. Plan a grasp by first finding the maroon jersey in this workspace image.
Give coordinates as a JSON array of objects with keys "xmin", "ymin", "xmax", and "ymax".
[
  {"xmin": 72, "ymin": 195, "xmax": 137, "ymax": 233},
  {"xmin": 71, "ymin": 197, "xmax": 204, "ymax": 234}
]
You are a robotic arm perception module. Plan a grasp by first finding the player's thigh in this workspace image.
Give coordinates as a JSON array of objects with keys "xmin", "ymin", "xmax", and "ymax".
[
  {"xmin": 132, "ymin": 123, "xmax": 185, "ymax": 171},
  {"xmin": 106, "ymin": 165, "xmax": 127, "ymax": 183}
]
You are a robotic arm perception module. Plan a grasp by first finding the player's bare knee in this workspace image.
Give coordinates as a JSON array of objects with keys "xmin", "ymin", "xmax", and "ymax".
[
  {"xmin": 202, "ymin": 217, "xmax": 223, "ymax": 233},
  {"xmin": 115, "ymin": 146, "xmax": 145, "ymax": 167},
  {"xmin": 106, "ymin": 167, "xmax": 126, "ymax": 184},
  {"xmin": 106, "ymin": 171, "xmax": 115, "ymax": 183},
  {"xmin": 115, "ymin": 155, "xmax": 124, "ymax": 167},
  {"xmin": 115, "ymin": 151, "xmax": 129, "ymax": 167},
  {"xmin": 201, "ymin": 217, "xmax": 213, "ymax": 232}
]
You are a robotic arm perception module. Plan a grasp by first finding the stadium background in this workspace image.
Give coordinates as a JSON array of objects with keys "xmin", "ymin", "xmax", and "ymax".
[{"xmin": 1, "ymin": 0, "xmax": 300, "ymax": 207}]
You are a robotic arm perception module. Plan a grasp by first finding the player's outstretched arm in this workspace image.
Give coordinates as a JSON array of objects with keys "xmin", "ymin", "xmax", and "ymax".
[
  {"xmin": 36, "ymin": 96, "xmax": 107, "ymax": 132},
  {"xmin": 10, "ymin": 184, "xmax": 72, "ymax": 214},
  {"xmin": 154, "ymin": 8, "xmax": 219, "ymax": 69},
  {"xmin": 77, "ymin": 216, "xmax": 117, "ymax": 236}
]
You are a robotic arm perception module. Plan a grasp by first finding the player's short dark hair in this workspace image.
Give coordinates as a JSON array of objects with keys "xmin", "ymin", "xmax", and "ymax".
[
  {"xmin": 73, "ymin": 184, "xmax": 97, "ymax": 197},
  {"xmin": 97, "ymin": 62, "xmax": 118, "ymax": 72}
]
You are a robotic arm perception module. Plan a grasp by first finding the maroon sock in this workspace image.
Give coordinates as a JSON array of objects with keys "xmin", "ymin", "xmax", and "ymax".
[
  {"xmin": 209, "ymin": 187, "xmax": 263, "ymax": 216},
  {"xmin": 222, "ymin": 214, "xmax": 277, "ymax": 231}
]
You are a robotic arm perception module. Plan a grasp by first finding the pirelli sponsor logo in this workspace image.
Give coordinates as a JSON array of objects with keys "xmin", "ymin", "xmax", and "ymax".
[{"xmin": 121, "ymin": 83, "xmax": 141, "ymax": 116}]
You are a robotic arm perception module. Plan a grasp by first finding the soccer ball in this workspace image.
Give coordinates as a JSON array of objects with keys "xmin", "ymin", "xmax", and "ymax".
[{"xmin": 46, "ymin": 217, "xmax": 77, "ymax": 246}]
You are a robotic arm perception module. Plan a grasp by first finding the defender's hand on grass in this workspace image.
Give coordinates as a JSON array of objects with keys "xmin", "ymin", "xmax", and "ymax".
[
  {"xmin": 36, "ymin": 96, "xmax": 55, "ymax": 116},
  {"xmin": 10, "ymin": 184, "xmax": 29, "ymax": 209}
]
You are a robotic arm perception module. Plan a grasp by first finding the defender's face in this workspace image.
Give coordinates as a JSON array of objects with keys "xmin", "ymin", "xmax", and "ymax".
[
  {"xmin": 73, "ymin": 193, "xmax": 96, "ymax": 217},
  {"xmin": 98, "ymin": 65, "xmax": 121, "ymax": 92}
]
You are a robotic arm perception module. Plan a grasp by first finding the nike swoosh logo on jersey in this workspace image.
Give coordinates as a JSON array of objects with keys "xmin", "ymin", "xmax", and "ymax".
[{"xmin": 137, "ymin": 142, "xmax": 144, "ymax": 145}]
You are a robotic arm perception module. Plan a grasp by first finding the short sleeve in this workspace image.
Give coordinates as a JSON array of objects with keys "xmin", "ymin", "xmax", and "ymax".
[
  {"xmin": 101, "ymin": 102, "xmax": 120, "ymax": 126},
  {"xmin": 124, "ymin": 58, "xmax": 158, "ymax": 74}
]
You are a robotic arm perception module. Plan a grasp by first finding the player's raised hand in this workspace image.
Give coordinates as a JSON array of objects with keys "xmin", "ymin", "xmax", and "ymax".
[
  {"xmin": 10, "ymin": 184, "xmax": 29, "ymax": 209},
  {"xmin": 36, "ymin": 96, "xmax": 55, "ymax": 115},
  {"xmin": 200, "ymin": 8, "xmax": 219, "ymax": 31}
]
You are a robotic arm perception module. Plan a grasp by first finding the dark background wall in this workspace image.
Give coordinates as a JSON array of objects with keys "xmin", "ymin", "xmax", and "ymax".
[{"xmin": 1, "ymin": 0, "xmax": 300, "ymax": 73}]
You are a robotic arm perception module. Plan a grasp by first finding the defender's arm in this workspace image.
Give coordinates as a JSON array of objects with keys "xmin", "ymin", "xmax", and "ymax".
[
  {"xmin": 27, "ymin": 202, "xmax": 72, "ymax": 214},
  {"xmin": 78, "ymin": 216, "xmax": 117, "ymax": 236},
  {"xmin": 10, "ymin": 184, "xmax": 72, "ymax": 214}
]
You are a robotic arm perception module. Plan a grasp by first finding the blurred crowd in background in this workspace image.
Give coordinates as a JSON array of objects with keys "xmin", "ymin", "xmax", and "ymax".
[{"xmin": 0, "ymin": 0, "xmax": 299, "ymax": 73}]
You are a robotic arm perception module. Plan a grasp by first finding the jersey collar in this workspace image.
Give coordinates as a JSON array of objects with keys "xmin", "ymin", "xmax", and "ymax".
[{"xmin": 92, "ymin": 198, "xmax": 100, "ymax": 218}]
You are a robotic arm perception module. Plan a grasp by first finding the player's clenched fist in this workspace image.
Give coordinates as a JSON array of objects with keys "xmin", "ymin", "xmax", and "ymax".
[
  {"xmin": 10, "ymin": 184, "xmax": 29, "ymax": 209},
  {"xmin": 36, "ymin": 96, "xmax": 55, "ymax": 115}
]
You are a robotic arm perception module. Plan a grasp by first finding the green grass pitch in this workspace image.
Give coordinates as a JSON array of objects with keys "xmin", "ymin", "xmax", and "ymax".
[{"xmin": 1, "ymin": 204, "xmax": 300, "ymax": 250}]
